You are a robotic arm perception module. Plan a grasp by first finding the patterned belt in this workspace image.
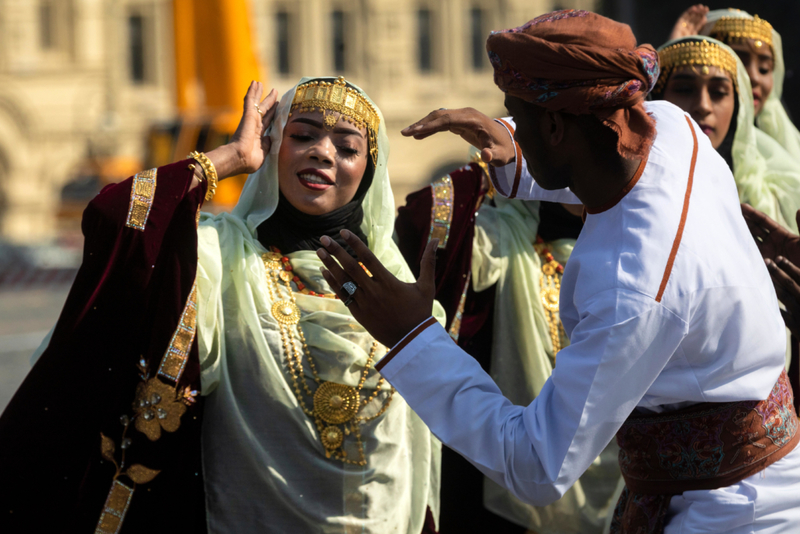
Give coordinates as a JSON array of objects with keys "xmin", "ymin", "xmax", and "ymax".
[{"xmin": 610, "ymin": 369, "xmax": 799, "ymax": 533}]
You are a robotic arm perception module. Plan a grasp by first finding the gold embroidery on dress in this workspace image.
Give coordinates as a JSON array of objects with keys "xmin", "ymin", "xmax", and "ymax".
[
  {"xmin": 448, "ymin": 272, "xmax": 470, "ymax": 342},
  {"xmin": 157, "ymin": 281, "xmax": 198, "ymax": 382},
  {"xmin": 94, "ymin": 278, "xmax": 200, "ymax": 531},
  {"xmin": 430, "ymin": 175, "xmax": 454, "ymax": 249},
  {"xmin": 125, "ymin": 168, "xmax": 157, "ymax": 231},
  {"xmin": 94, "ymin": 480, "xmax": 134, "ymax": 534}
]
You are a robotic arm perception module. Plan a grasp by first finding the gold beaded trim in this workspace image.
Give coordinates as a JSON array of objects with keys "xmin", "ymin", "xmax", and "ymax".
[
  {"xmin": 448, "ymin": 272, "xmax": 470, "ymax": 342},
  {"xmin": 157, "ymin": 281, "xmax": 198, "ymax": 382},
  {"xmin": 188, "ymin": 151, "xmax": 218, "ymax": 202},
  {"xmin": 655, "ymin": 39, "xmax": 739, "ymax": 93},
  {"xmin": 125, "ymin": 168, "xmax": 157, "ymax": 231},
  {"xmin": 429, "ymin": 175, "xmax": 454, "ymax": 249},
  {"xmin": 709, "ymin": 14, "xmax": 773, "ymax": 51},
  {"xmin": 290, "ymin": 76, "xmax": 380, "ymax": 165},
  {"xmin": 94, "ymin": 480, "xmax": 133, "ymax": 534}
]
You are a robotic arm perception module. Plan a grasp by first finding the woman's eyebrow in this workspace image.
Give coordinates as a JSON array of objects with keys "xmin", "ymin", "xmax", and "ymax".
[{"xmin": 289, "ymin": 117, "xmax": 364, "ymax": 138}]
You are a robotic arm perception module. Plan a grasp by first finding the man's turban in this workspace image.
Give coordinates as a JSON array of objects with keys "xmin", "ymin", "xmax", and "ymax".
[{"xmin": 487, "ymin": 10, "xmax": 660, "ymax": 159}]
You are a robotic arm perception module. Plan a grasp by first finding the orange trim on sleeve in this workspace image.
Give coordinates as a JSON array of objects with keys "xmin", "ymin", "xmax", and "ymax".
[
  {"xmin": 375, "ymin": 317, "xmax": 438, "ymax": 372},
  {"xmin": 495, "ymin": 118, "xmax": 522, "ymax": 199},
  {"xmin": 655, "ymin": 116, "xmax": 699, "ymax": 303}
]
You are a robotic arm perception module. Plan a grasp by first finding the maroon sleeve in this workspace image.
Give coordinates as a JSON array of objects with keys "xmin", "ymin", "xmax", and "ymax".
[
  {"xmin": 395, "ymin": 162, "xmax": 486, "ymax": 333},
  {"xmin": 0, "ymin": 160, "xmax": 210, "ymax": 532}
]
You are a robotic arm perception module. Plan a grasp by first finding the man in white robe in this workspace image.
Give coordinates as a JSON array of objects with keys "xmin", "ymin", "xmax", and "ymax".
[{"xmin": 316, "ymin": 10, "xmax": 800, "ymax": 533}]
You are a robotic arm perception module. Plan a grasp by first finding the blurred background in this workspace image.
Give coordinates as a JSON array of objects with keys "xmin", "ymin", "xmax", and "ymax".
[{"xmin": 0, "ymin": 0, "xmax": 797, "ymax": 411}]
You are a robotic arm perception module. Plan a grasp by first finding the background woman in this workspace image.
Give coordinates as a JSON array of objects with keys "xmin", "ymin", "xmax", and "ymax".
[
  {"xmin": 0, "ymin": 77, "xmax": 443, "ymax": 534},
  {"xmin": 672, "ymin": 6, "xmax": 800, "ymax": 164},
  {"xmin": 652, "ymin": 36, "xmax": 800, "ymax": 232},
  {"xmin": 396, "ymin": 151, "xmax": 619, "ymax": 533}
]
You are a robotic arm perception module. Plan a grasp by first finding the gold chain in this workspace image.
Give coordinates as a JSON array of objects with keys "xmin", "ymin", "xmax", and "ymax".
[{"xmin": 262, "ymin": 253, "xmax": 395, "ymax": 465}]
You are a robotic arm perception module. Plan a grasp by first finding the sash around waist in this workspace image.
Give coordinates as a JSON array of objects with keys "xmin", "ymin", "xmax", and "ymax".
[{"xmin": 616, "ymin": 370, "xmax": 799, "ymax": 495}]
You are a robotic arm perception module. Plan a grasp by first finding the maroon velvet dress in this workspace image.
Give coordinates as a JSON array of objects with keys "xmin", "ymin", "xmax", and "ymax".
[{"xmin": 0, "ymin": 162, "xmax": 207, "ymax": 533}]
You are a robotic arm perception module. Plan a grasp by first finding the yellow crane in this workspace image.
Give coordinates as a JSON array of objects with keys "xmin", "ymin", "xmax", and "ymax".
[{"xmin": 148, "ymin": 0, "xmax": 264, "ymax": 207}]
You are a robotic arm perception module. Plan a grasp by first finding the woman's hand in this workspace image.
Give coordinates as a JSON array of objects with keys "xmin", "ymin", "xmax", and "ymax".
[
  {"xmin": 316, "ymin": 230, "xmax": 438, "ymax": 348},
  {"xmin": 401, "ymin": 108, "xmax": 516, "ymax": 167},
  {"xmin": 204, "ymin": 82, "xmax": 279, "ymax": 181},
  {"xmin": 668, "ymin": 4, "xmax": 709, "ymax": 41},
  {"xmin": 766, "ymin": 257, "xmax": 800, "ymax": 338},
  {"xmin": 742, "ymin": 204, "xmax": 800, "ymax": 266}
]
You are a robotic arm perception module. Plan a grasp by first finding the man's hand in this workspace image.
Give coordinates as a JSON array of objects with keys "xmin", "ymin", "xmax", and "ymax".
[
  {"xmin": 401, "ymin": 108, "xmax": 516, "ymax": 166},
  {"xmin": 317, "ymin": 231, "xmax": 438, "ymax": 348},
  {"xmin": 766, "ymin": 257, "xmax": 800, "ymax": 338},
  {"xmin": 742, "ymin": 204, "xmax": 800, "ymax": 266}
]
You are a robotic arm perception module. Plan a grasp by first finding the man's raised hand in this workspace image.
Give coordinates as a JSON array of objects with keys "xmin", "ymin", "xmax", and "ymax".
[{"xmin": 401, "ymin": 108, "xmax": 517, "ymax": 166}]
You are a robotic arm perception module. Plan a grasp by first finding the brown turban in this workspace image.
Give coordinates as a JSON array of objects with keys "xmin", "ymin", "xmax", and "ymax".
[{"xmin": 486, "ymin": 9, "xmax": 660, "ymax": 159}]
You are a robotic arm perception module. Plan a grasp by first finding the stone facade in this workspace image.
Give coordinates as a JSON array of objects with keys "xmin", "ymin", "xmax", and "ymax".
[{"xmin": 0, "ymin": 0, "xmax": 594, "ymax": 243}]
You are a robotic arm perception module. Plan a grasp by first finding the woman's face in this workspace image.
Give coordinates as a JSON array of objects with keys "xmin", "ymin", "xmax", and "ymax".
[
  {"xmin": 727, "ymin": 39, "xmax": 774, "ymax": 117},
  {"xmin": 662, "ymin": 65, "xmax": 736, "ymax": 149},
  {"xmin": 278, "ymin": 110, "xmax": 369, "ymax": 216}
]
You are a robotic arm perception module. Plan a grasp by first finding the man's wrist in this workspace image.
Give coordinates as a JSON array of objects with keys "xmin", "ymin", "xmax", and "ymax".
[{"xmin": 490, "ymin": 118, "xmax": 517, "ymax": 166}]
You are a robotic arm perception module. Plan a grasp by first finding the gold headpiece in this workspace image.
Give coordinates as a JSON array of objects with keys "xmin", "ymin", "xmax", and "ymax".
[
  {"xmin": 290, "ymin": 77, "xmax": 380, "ymax": 165},
  {"xmin": 709, "ymin": 14, "xmax": 773, "ymax": 52},
  {"xmin": 655, "ymin": 40, "xmax": 739, "ymax": 93}
]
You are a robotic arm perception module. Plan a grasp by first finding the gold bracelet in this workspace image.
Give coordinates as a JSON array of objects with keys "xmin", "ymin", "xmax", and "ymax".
[{"xmin": 188, "ymin": 151, "xmax": 218, "ymax": 202}]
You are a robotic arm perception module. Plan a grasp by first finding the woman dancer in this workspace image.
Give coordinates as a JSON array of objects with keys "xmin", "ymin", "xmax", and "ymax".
[
  {"xmin": 652, "ymin": 36, "xmax": 800, "ymax": 232},
  {"xmin": 672, "ymin": 6, "xmax": 800, "ymax": 164},
  {"xmin": 0, "ymin": 77, "xmax": 443, "ymax": 533}
]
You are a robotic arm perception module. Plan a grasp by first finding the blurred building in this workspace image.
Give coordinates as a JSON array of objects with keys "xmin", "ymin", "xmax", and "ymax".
[{"xmin": 0, "ymin": 0, "xmax": 595, "ymax": 245}]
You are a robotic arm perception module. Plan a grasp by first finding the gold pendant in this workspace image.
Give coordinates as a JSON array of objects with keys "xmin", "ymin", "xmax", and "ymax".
[
  {"xmin": 262, "ymin": 252, "xmax": 282, "ymax": 271},
  {"xmin": 323, "ymin": 110, "xmax": 339, "ymax": 130},
  {"xmin": 541, "ymin": 287, "xmax": 560, "ymax": 312},
  {"xmin": 279, "ymin": 270, "xmax": 292, "ymax": 283},
  {"xmin": 272, "ymin": 300, "xmax": 300, "ymax": 325},
  {"xmin": 321, "ymin": 425, "xmax": 344, "ymax": 450},
  {"xmin": 314, "ymin": 382, "xmax": 359, "ymax": 424}
]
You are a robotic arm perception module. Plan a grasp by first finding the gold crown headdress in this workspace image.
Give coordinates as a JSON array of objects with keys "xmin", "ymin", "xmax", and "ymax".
[
  {"xmin": 709, "ymin": 14, "xmax": 773, "ymax": 52},
  {"xmin": 655, "ymin": 39, "xmax": 739, "ymax": 93},
  {"xmin": 290, "ymin": 77, "xmax": 380, "ymax": 165}
]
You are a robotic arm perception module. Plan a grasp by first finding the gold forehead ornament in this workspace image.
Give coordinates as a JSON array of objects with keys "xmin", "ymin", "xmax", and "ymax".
[
  {"xmin": 290, "ymin": 76, "xmax": 380, "ymax": 165},
  {"xmin": 709, "ymin": 14, "xmax": 773, "ymax": 52},
  {"xmin": 655, "ymin": 40, "xmax": 739, "ymax": 93}
]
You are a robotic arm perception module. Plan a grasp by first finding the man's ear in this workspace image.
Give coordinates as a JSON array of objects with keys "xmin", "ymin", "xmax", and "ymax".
[{"xmin": 545, "ymin": 110, "xmax": 565, "ymax": 147}]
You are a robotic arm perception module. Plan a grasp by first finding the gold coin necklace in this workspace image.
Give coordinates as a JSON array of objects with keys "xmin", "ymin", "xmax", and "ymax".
[
  {"xmin": 534, "ymin": 238, "xmax": 566, "ymax": 359},
  {"xmin": 262, "ymin": 252, "xmax": 395, "ymax": 465}
]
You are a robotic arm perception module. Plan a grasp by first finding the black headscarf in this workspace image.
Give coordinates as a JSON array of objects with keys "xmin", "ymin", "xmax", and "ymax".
[{"xmin": 256, "ymin": 156, "xmax": 374, "ymax": 257}]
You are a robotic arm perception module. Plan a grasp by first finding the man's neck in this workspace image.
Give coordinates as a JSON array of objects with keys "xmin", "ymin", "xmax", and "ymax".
[{"xmin": 570, "ymin": 154, "xmax": 643, "ymax": 210}]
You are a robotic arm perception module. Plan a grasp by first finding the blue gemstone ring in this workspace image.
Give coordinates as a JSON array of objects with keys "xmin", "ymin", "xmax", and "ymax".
[{"xmin": 342, "ymin": 281, "xmax": 358, "ymax": 296}]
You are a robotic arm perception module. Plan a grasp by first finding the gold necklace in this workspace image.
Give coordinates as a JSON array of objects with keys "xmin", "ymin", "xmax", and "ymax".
[
  {"xmin": 534, "ymin": 239, "xmax": 566, "ymax": 360},
  {"xmin": 261, "ymin": 252, "xmax": 395, "ymax": 465}
]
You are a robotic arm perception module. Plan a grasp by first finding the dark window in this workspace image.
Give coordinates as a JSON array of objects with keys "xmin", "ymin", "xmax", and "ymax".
[
  {"xmin": 418, "ymin": 9, "xmax": 432, "ymax": 72},
  {"xmin": 39, "ymin": 1, "xmax": 55, "ymax": 49},
  {"xmin": 128, "ymin": 15, "xmax": 146, "ymax": 83},
  {"xmin": 332, "ymin": 10, "xmax": 346, "ymax": 72},
  {"xmin": 470, "ymin": 8, "xmax": 485, "ymax": 70},
  {"xmin": 276, "ymin": 11, "xmax": 290, "ymax": 75}
]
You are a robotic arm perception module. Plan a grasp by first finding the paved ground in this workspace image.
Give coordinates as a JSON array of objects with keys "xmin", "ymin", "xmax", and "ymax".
[{"xmin": 0, "ymin": 287, "xmax": 71, "ymax": 412}]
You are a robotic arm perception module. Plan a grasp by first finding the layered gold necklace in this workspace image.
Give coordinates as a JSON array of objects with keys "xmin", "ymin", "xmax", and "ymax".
[{"xmin": 262, "ymin": 251, "xmax": 395, "ymax": 465}]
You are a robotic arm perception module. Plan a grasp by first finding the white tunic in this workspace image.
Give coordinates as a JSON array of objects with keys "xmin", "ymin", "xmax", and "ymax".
[{"xmin": 377, "ymin": 101, "xmax": 800, "ymax": 532}]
